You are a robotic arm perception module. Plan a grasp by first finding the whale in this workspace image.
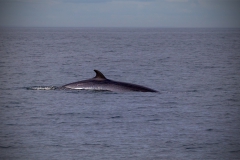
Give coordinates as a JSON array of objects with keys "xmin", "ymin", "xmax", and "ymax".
[{"xmin": 61, "ymin": 70, "xmax": 157, "ymax": 92}]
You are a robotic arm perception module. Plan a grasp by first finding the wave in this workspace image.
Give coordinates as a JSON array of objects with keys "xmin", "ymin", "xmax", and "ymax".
[{"xmin": 26, "ymin": 86, "xmax": 58, "ymax": 90}]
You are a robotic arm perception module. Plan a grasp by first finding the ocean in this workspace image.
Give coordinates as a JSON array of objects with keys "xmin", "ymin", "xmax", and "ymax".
[{"xmin": 0, "ymin": 27, "xmax": 240, "ymax": 159}]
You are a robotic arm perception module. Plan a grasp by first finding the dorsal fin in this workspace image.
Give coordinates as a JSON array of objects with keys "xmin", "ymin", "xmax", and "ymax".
[{"xmin": 93, "ymin": 70, "xmax": 107, "ymax": 80}]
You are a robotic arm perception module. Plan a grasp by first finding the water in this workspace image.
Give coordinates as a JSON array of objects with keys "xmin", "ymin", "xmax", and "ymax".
[{"xmin": 0, "ymin": 27, "xmax": 240, "ymax": 159}]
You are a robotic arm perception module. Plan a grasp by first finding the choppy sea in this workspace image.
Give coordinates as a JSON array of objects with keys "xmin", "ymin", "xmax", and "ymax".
[{"xmin": 0, "ymin": 27, "xmax": 240, "ymax": 159}]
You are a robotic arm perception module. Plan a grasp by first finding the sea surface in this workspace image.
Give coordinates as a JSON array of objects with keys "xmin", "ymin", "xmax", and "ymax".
[{"xmin": 0, "ymin": 27, "xmax": 240, "ymax": 159}]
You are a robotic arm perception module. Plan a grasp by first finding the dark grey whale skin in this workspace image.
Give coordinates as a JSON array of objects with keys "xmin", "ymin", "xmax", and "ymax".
[{"xmin": 61, "ymin": 70, "xmax": 157, "ymax": 92}]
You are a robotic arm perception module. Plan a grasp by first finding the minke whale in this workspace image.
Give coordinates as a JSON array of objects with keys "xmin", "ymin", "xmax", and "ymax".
[{"xmin": 61, "ymin": 70, "xmax": 157, "ymax": 92}]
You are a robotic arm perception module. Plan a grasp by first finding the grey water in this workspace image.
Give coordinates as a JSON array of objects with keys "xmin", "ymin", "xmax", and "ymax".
[{"xmin": 0, "ymin": 27, "xmax": 240, "ymax": 159}]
